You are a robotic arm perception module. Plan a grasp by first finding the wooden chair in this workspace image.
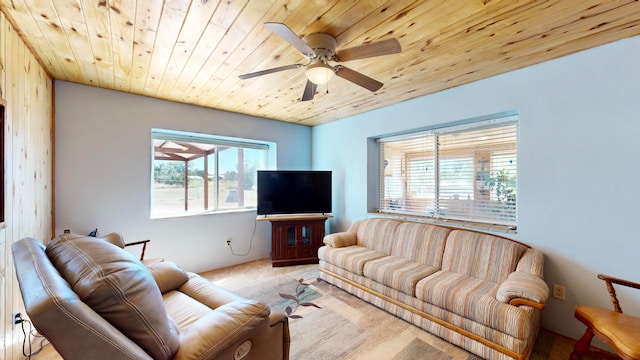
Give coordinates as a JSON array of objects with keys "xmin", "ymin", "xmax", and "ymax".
[
  {"xmin": 570, "ymin": 274, "xmax": 640, "ymax": 360},
  {"xmin": 102, "ymin": 233, "xmax": 163, "ymax": 266}
]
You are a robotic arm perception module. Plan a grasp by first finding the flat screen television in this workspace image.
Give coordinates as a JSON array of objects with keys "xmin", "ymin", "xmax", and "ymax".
[{"xmin": 257, "ymin": 170, "xmax": 332, "ymax": 216}]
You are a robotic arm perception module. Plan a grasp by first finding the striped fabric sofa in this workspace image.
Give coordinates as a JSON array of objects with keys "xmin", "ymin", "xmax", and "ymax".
[{"xmin": 318, "ymin": 218, "xmax": 549, "ymax": 360}]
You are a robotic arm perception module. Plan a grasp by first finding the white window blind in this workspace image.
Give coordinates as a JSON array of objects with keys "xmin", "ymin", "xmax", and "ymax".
[{"xmin": 378, "ymin": 115, "xmax": 518, "ymax": 227}]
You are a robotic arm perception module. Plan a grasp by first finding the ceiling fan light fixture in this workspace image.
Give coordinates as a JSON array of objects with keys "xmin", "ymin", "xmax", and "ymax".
[{"xmin": 305, "ymin": 61, "xmax": 334, "ymax": 85}]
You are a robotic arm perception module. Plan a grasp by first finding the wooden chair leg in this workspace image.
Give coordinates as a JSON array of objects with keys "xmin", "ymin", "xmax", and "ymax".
[{"xmin": 570, "ymin": 328, "xmax": 594, "ymax": 360}]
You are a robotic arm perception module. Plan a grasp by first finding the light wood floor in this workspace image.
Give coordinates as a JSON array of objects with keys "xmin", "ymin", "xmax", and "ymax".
[
  {"xmin": 28, "ymin": 330, "xmax": 586, "ymax": 360},
  {"xmin": 25, "ymin": 259, "xmax": 596, "ymax": 360}
]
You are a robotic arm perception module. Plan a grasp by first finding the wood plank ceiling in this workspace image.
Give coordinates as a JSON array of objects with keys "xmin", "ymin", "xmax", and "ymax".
[{"xmin": 1, "ymin": 0, "xmax": 639, "ymax": 126}]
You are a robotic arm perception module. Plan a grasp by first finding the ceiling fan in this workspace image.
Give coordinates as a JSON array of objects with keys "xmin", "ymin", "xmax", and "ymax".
[{"xmin": 238, "ymin": 22, "xmax": 402, "ymax": 101}]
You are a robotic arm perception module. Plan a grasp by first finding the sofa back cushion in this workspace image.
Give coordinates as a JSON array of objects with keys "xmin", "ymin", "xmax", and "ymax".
[
  {"xmin": 354, "ymin": 218, "xmax": 401, "ymax": 254},
  {"xmin": 441, "ymin": 230, "xmax": 528, "ymax": 283},
  {"xmin": 46, "ymin": 235, "xmax": 180, "ymax": 359},
  {"xmin": 390, "ymin": 222, "xmax": 451, "ymax": 267}
]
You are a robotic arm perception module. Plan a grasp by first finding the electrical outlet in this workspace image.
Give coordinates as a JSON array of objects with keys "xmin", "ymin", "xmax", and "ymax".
[
  {"xmin": 12, "ymin": 312, "xmax": 22, "ymax": 329},
  {"xmin": 553, "ymin": 284, "xmax": 566, "ymax": 300},
  {"xmin": 226, "ymin": 238, "xmax": 232, "ymax": 247}
]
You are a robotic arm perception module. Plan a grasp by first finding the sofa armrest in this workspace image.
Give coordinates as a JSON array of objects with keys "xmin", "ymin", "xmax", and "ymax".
[
  {"xmin": 496, "ymin": 271, "xmax": 549, "ymax": 310},
  {"xmin": 179, "ymin": 273, "xmax": 246, "ymax": 309},
  {"xmin": 323, "ymin": 232, "xmax": 357, "ymax": 248},
  {"xmin": 174, "ymin": 299, "xmax": 271, "ymax": 360},
  {"xmin": 147, "ymin": 261, "xmax": 189, "ymax": 293}
]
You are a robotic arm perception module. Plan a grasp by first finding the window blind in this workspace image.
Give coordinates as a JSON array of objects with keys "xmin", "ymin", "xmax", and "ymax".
[{"xmin": 378, "ymin": 115, "xmax": 518, "ymax": 226}]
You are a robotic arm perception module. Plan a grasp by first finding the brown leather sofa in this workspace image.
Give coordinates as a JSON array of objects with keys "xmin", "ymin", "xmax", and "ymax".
[{"xmin": 12, "ymin": 234, "xmax": 290, "ymax": 360}]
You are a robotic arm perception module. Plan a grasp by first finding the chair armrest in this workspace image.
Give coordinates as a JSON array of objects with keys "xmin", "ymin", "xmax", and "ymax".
[
  {"xmin": 598, "ymin": 274, "xmax": 640, "ymax": 290},
  {"xmin": 323, "ymin": 232, "xmax": 357, "ymax": 248},
  {"xmin": 496, "ymin": 271, "xmax": 549, "ymax": 310},
  {"xmin": 124, "ymin": 239, "xmax": 151, "ymax": 260},
  {"xmin": 125, "ymin": 239, "xmax": 151, "ymax": 247},
  {"xmin": 173, "ymin": 300, "xmax": 271, "ymax": 359},
  {"xmin": 179, "ymin": 273, "xmax": 246, "ymax": 309},
  {"xmin": 598, "ymin": 273, "xmax": 640, "ymax": 313}
]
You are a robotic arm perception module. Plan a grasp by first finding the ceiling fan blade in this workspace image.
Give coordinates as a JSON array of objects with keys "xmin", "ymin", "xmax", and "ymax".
[
  {"xmin": 264, "ymin": 22, "xmax": 315, "ymax": 57},
  {"xmin": 301, "ymin": 80, "xmax": 317, "ymax": 101},
  {"xmin": 335, "ymin": 38, "xmax": 401, "ymax": 62},
  {"xmin": 238, "ymin": 64, "xmax": 302, "ymax": 79},
  {"xmin": 335, "ymin": 66, "xmax": 383, "ymax": 92}
]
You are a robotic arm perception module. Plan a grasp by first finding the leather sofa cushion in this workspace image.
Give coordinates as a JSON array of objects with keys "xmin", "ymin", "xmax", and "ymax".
[
  {"xmin": 46, "ymin": 235, "xmax": 180, "ymax": 359},
  {"xmin": 101, "ymin": 232, "xmax": 126, "ymax": 248}
]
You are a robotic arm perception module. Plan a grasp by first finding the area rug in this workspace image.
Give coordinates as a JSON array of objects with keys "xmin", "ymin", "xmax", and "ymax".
[{"xmin": 202, "ymin": 260, "xmax": 557, "ymax": 360}]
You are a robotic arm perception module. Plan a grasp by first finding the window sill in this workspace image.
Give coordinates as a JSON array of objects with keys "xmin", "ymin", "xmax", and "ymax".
[
  {"xmin": 368, "ymin": 212, "xmax": 517, "ymax": 234},
  {"xmin": 151, "ymin": 207, "xmax": 257, "ymax": 220},
  {"xmin": 0, "ymin": 222, "xmax": 5, "ymax": 230}
]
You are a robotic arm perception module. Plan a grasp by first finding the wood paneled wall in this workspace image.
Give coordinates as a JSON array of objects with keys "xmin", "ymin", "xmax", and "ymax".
[{"xmin": 0, "ymin": 10, "xmax": 53, "ymax": 360}]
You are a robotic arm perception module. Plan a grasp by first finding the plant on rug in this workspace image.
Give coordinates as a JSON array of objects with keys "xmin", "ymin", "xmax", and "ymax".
[{"xmin": 279, "ymin": 277, "xmax": 322, "ymax": 319}]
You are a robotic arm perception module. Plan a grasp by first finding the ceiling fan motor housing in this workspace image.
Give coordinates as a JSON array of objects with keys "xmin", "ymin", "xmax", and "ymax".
[{"xmin": 306, "ymin": 33, "xmax": 337, "ymax": 60}]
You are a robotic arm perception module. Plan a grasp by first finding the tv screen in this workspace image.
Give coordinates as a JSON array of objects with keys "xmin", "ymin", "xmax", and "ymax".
[{"xmin": 257, "ymin": 170, "xmax": 332, "ymax": 215}]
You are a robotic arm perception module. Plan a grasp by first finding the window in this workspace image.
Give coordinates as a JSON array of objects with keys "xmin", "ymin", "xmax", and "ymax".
[
  {"xmin": 151, "ymin": 129, "xmax": 270, "ymax": 218},
  {"xmin": 378, "ymin": 114, "xmax": 518, "ymax": 228}
]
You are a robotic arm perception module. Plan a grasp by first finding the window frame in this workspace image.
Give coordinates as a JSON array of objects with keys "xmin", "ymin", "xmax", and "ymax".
[
  {"xmin": 151, "ymin": 129, "xmax": 273, "ymax": 219},
  {"xmin": 374, "ymin": 113, "xmax": 518, "ymax": 232}
]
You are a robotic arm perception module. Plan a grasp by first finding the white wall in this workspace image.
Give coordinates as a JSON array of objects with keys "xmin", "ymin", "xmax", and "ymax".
[
  {"xmin": 55, "ymin": 82, "xmax": 311, "ymax": 273},
  {"xmin": 312, "ymin": 35, "xmax": 640, "ymax": 339}
]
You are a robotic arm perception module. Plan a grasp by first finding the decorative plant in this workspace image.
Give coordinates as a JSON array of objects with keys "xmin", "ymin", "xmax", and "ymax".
[
  {"xmin": 279, "ymin": 278, "xmax": 322, "ymax": 319},
  {"xmin": 485, "ymin": 169, "xmax": 516, "ymax": 204}
]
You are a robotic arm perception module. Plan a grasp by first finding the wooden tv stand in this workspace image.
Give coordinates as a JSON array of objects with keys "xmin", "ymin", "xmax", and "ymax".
[{"xmin": 257, "ymin": 214, "xmax": 330, "ymax": 267}]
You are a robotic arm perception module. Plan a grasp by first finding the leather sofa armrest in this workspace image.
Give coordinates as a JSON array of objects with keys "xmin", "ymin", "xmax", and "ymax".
[
  {"xmin": 179, "ymin": 273, "xmax": 246, "ymax": 309},
  {"xmin": 496, "ymin": 271, "xmax": 549, "ymax": 310},
  {"xmin": 270, "ymin": 311, "xmax": 290, "ymax": 360},
  {"xmin": 323, "ymin": 232, "xmax": 357, "ymax": 248},
  {"xmin": 174, "ymin": 299, "xmax": 271, "ymax": 360},
  {"xmin": 269, "ymin": 311, "xmax": 288, "ymax": 327},
  {"xmin": 147, "ymin": 261, "xmax": 189, "ymax": 293}
]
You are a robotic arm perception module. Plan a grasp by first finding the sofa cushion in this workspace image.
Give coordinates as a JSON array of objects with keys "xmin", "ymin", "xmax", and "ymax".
[
  {"xmin": 390, "ymin": 222, "xmax": 450, "ymax": 267},
  {"xmin": 46, "ymin": 235, "xmax": 180, "ymax": 360},
  {"xmin": 415, "ymin": 271, "xmax": 531, "ymax": 337},
  {"xmin": 441, "ymin": 230, "xmax": 528, "ymax": 283},
  {"xmin": 318, "ymin": 245, "xmax": 386, "ymax": 275},
  {"xmin": 354, "ymin": 218, "xmax": 401, "ymax": 254},
  {"xmin": 363, "ymin": 256, "xmax": 439, "ymax": 296},
  {"xmin": 516, "ymin": 248, "xmax": 545, "ymax": 278}
]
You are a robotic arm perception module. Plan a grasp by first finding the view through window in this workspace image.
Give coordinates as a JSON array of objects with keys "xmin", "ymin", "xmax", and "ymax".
[
  {"xmin": 378, "ymin": 114, "xmax": 518, "ymax": 228},
  {"xmin": 151, "ymin": 129, "xmax": 269, "ymax": 218}
]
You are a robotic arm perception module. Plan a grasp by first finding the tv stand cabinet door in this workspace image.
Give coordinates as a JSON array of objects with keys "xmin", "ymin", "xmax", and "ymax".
[{"xmin": 270, "ymin": 218, "xmax": 325, "ymax": 267}]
